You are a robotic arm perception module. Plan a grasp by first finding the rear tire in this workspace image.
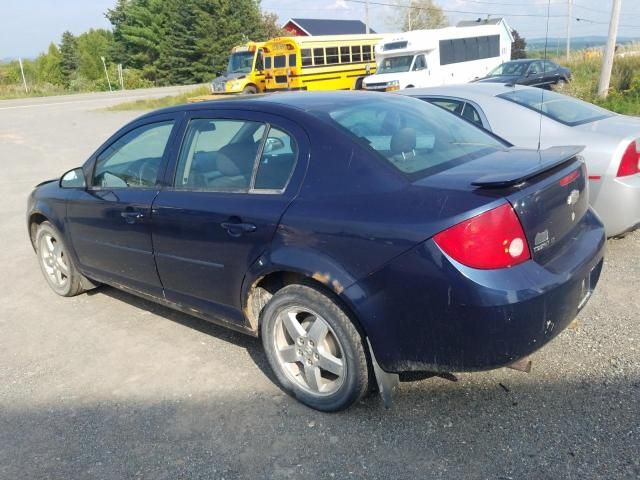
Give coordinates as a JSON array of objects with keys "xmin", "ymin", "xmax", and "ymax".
[
  {"xmin": 261, "ymin": 284, "xmax": 369, "ymax": 412},
  {"xmin": 242, "ymin": 85, "xmax": 258, "ymax": 94},
  {"xmin": 35, "ymin": 221, "xmax": 85, "ymax": 297},
  {"xmin": 554, "ymin": 78, "xmax": 568, "ymax": 90}
]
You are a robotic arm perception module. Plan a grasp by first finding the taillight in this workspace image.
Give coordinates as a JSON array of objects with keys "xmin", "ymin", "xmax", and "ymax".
[
  {"xmin": 617, "ymin": 141, "xmax": 640, "ymax": 177},
  {"xmin": 433, "ymin": 203, "xmax": 531, "ymax": 269}
]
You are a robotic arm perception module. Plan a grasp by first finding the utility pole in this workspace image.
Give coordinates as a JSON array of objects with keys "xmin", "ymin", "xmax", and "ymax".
[
  {"xmin": 18, "ymin": 57, "xmax": 28, "ymax": 93},
  {"xmin": 100, "ymin": 56, "xmax": 113, "ymax": 92},
  {"xmin": 408, "ymin": 0, "xmax": 413, "ymax": 31},
  {"xmin": 365, "ymin": 0, "xmax": 370, "ymax": 34},
  {"xmin": 597, "ymin": 0, "xmax": 622, "ymax": 98},
  {"xmin": 566, "ymin": 0, "xmax": 572, "ymax": 60}
]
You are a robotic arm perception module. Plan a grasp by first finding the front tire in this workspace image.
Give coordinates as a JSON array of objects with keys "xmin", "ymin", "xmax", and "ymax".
[
  {"xmin": 261, "ymin": 284, "xmax": 369, "ymax": 412},
  {"xmin": 242, "ymin": 85, "xmax": 258, "ymax": 94},
  {"xmin": 35, "ymin": 221, "xmax": 85, "ymax": 297}
]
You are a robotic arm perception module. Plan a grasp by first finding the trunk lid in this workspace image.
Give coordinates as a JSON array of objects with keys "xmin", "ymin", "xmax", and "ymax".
[
  {"xmin": 573, "ymin": 114, "xmax": 640, "ymax": 138},
  {"xmin": 415, "ymin": 146, "xmax": 589, "ymax": 265}
]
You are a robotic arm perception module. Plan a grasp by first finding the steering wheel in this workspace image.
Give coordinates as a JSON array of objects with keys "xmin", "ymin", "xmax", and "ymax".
[{"xmin": 138, "ymin": 161, "xmax": 156, "ymax": 187}]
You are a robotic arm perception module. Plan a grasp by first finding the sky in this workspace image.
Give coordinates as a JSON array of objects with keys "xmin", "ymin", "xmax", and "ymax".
[{"xmin": 1, "ymin": 0, "xmax": 639, "ymax": 59}]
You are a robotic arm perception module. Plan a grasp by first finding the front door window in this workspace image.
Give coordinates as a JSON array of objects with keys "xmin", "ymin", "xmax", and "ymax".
[{"xmin": 93, "ymin": 121, "xmax": 174, "ymax": 188}]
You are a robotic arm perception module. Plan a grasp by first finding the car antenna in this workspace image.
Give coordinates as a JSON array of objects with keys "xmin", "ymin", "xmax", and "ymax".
[{"xmin": 537, "ymin": 0, "xmax": 552, "ymax": 152}]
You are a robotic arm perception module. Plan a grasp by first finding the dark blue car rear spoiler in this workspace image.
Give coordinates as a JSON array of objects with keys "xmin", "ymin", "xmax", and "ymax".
[{"xmin": 471, "ymin": 146, "xmax": 584, "ymax": 188}]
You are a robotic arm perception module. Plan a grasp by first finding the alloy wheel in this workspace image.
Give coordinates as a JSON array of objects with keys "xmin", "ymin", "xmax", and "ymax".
[{"xmin": 273, "ymin": 306, "xmax": 346, "ymax": 396}]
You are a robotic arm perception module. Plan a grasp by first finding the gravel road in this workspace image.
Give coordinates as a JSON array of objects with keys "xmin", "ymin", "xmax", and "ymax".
[{"xmin": 0, "ymin": 90, "xmax": 638, "ymax": 480}]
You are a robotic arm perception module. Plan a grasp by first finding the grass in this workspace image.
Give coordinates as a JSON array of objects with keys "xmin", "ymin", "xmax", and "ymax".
[
  {"xmin": 105, "ymin": 85, "xmax": 213, "ymax": 111},
  {"xmin": 0, "ymin": 83, "xmax": 68, "ymax": 100},
  {"xmin": 551, "ymin": 49, "xmax": 640, "ymax": 115}
]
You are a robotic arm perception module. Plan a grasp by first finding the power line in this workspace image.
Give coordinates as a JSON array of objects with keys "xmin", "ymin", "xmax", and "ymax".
[
  {"xmin": 342, "ymin": 0, "xmax": 640, "ymax": 29},
  {"xmin": 343, "ymin": 0, "xmax": 567, "ymax": 18}
]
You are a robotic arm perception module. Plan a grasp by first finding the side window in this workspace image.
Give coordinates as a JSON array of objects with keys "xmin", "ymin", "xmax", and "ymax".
[
  {"xmin": 93, "ymin": 121, "xmax": 174, "ymax": 188},
  {"xmin": 288, "ymin": 53, "xmax": 297, "ymax": 67},
  {"xmin": 429, "ymin": 98, "xmax": 464, "ymax": 116},
  {"xmin": 301, "ymin": 49, "xmax": 313, "ymax": 67},
  {"xmin": 362, "ymin": 45, "xmax": 373, "ymax": 61},
  {"xmin": 413, "ymin": 55, "xmax": 426, "ymax": 71},
  {"xmin": 529, "ymin": 61, "xmax": 542, "ymax": 74},
  {"xmin": 265, "ymin": 56, "xmax": 272, "ymax": 69},
  {"xmin": 313, "ymin": 48, "xmax": 325, "ymax": 65},
  {"xmin": 543, "ymin": 60, "xmax": 556, "ymax": 71},
  {"xmin": 174, "ymin": 119, "xmax": 264, "ymax": 192},
  {"xmin": 254, "ymin": 127, "xmax": 298, "ymax": 191},
  {"xmin": 340, "ymin": 46, "xmax": 350, "ymax": 63},
  {"xmin": 352, "ymin": 45, "xmax": 362, "ymax": 62},
  {"xmin": 461, "ymin": 103, "xmax": 483, "ymax": 127},
  {"xmin": 326, "ymin": 47, "xmax": 339, "ymax": 65}
]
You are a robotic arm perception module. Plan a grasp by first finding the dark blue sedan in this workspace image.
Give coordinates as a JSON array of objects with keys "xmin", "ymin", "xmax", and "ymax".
[{"xmin": 27, "ymin": 92, "xmax": 605, "ymax": 411}]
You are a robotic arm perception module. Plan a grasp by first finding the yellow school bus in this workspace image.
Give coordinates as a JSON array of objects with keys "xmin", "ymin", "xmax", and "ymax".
[
  {"xmin": 210, "ymin": 42, "xmax": 266, "ymax": 94},
  {"xmin": 263, "ymin": 34, "xmax": 385, "ymax": 92}
]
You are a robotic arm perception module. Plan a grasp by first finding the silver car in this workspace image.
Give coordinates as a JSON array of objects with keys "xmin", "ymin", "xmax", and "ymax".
[{"xmin": 399, "ymin": 84, "xmax": 640, "ymax": 237}]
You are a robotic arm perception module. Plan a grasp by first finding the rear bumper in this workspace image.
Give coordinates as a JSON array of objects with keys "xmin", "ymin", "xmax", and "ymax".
[
  {"xmin": 590, "ymin": 173, "xmax": 640, "ymax": 237},
  {"xmin": 345, "ymin": 208, "xmax": 606, "ymax": 373}
]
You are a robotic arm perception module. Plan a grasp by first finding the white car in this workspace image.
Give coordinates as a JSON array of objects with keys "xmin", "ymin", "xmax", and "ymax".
[{"xmin": 400, "ymin": 84, "xmax": 640, "ymax": 237}]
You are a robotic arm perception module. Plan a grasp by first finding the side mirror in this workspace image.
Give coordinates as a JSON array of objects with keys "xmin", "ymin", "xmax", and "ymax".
[
  {"xmin": 60, "ymin": 167, "xmax": 86, "ymax": 189},
  {"xmin": 264, "ymin": 137, "xmax": 285, "ymax": 154}
]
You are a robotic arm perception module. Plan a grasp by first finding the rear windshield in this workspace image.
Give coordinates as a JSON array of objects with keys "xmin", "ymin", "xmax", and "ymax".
[
  {"xmin": 312, "ymin": 94, "xmax": 507, "ymax": 179},
  {"xmin": 498, "ymin": 88, "xmax": 613, "ymax": 126}
]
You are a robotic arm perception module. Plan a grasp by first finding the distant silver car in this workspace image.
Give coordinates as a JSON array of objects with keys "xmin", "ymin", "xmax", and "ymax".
[{"xmin": 399, "ymin": 84, "xmax": 640, "ymax": 237}]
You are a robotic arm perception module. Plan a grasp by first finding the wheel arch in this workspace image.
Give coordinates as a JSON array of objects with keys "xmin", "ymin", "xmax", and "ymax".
[
  {"xmin": 28, "ymin": 212, "xmax": 49, "ymax": 250},
  {"xmin": 242, "ymin": 260, "xmax": 367, "ymax": 340},
  {"xmin": 243, "ymin": 83, "xmax": 259, "ymax": 93}
]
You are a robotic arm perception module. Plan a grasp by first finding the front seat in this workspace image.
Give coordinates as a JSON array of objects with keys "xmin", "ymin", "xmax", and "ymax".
[
  {"xmin": 207, "ymin": 142, "xmax": 259, "ymax": 189},
  {"xmin": 390, "ymin": 127, "xmax": 416, "ymax": 159}
]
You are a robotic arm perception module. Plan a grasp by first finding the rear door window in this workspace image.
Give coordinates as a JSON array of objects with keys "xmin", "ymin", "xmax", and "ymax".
[
  {"xmin": 174, "ymin": 119, "xmax": 264, "ymax": 192},
  {"xmin": 254, "ymin": 127, "xmax": 298, "ymax": 191}
]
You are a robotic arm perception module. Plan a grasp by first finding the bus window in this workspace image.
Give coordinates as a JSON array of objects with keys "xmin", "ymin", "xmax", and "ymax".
[
  {"xmin": 265, "ymin": 56, "xmax": 272, "ymax": 69},
  {"xmin": 301, "ymin": 49, "xmax": 312, "ymax": 67},
  {"xmin": 313, "ymin": 48, "xmax": 325, "ymax": 65},
  {"xmin": 352, "ymin": 46, "xmax": 362, "ymax": 62},
  {"xmin": 326, "ymin": 47, "xmax": 339, "ymax": 65},
  {"xmin": 274, "ymin": 55, "xmax": 286, "ymax": 68},
  {"xmin": 340, "ymin": 46, "xmax": 350, "ymax": 63},
  {"xmin": 363, "ymin": 45, "xmax": 372, "ymax": 61},
  {"xmin": 289, "ymin": 54, "xmax": 297, "ymax": 67}
]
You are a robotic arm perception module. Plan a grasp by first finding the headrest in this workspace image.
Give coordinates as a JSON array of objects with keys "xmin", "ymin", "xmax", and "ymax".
[
  {"xmin": 217, "ymin": 143, "xmax": 258, "ymax": 176},
  {"xmin": 390, "ymin": 128, "xmax": 417, "ymax": 155}
]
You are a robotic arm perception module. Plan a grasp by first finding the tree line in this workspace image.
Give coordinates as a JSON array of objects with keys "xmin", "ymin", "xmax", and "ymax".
[
  {"xmin": 0, "ymin": 0, "xmax": 284, "ymax": 94},
  {"xmin": 0, "ymin": 0, "xmax": 526, "ymax": 96}
]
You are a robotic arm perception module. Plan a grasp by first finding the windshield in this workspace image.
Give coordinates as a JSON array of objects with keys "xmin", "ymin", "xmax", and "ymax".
[
  {"xmin": 311, "ymin": 94, "xmax": 507, "ymax": 179},
  {"xmin": 377, "ymin": 55, "xmax": 415, "ymax": 74},
  {"xmin": 488, "ymin": 62, "xmax": 528, "ymax": 77},
  {"xmin": 498, "ymin": 89, "xmax": 614, "ymax": 126},
  {"xmin": 227, "ymin": 51, "xmax": 255, "ymax": 74}
]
